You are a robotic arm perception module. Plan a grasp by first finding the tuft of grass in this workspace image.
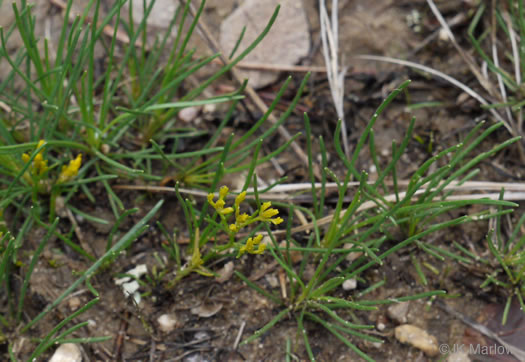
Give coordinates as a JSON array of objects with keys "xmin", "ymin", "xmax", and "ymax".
[
  {"xmin": 236, "ymin": 80, "xmax": 518, "ymax": 361},
  {"xmin": 0, "ymin": 200, "xmax": 163, "ymax": 360},
  {"xmin": 0, "ymin": 0, "xmax": 296, "ymax": 359},
  {"xmin": 454, "ymin": 190, "xmax": 525, "ymax": 325}
]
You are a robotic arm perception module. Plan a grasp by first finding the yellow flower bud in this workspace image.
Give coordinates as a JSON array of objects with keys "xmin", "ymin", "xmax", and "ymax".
[
  {"xmin": 208, "ymin": 187, "xmax": 230, "ymax": 213},
  {"xmin": 261, "ymin": 207, "xmax": 279, "ymax": 219},
  {"xmin": 58, "ymin": 154, "xmax": 82, "ymax": 183},
  {"xmin": 245, "ymin": 237, "xmax": 254, "ymax": 251},
  {"xmin": 252, "ymin": 234, "xmax": 263, "ymax": 245},
  {"xmin": 253, "ymin": 242, "xmax": 266, "ymax": 255},
  {"xmin": 271, "ymin": 217, "xmax": 284, "ymax": 225},
  {"xmin": 260, "ymin": 202, "xmax": 272, "ymax": 212},
  {"xmin": 258, "ymin": 201, "xmax": 281, "ymax": 225},
  {"xmin": 215, "ymin": 199, "xmax": 225, "ymax": 209},
  {"xmin": 219, "ymin": 186, "xmax": 229, "ymax": 199},
  {"xmin": 237, "ymin": 234, "xmax": 265, "ymax": 257},
  {"xmin": 33, "ymin": 153, "xmax": 44, "ymax": 169},
  {"xmin": 238, "ymin": 244, "xmax": 248, "ymax": 257},
  {"xmin": 221, "ymin": 207, "xmax": 234, "ymax": 215},
  {"xmin": 22, "ymin": 140, "xmax": 49, "ymax": 177},
  {"xmin": 235, "ymin": 191, "xmax": 246, "ymax": 207},
  {"xmin": 237, "ymin": 213, "xmax": 249, "ymax": 223}
]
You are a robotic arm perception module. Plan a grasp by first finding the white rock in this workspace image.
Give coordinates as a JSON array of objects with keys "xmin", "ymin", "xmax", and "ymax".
[
  {"xmin": 157, "ymin": 313, "xmax": 178, "ymax": 333},
  {"xmin": 121, "ymin": 280, "xmax": 140, "ymax": 297},
  {"xmin": 219, "ymin": 0, "xmax": 310, "ymax": 89},
  {"xmin": 194, "ymin": 331, "xmax": 209, "ymax": 341},
  {"xmin": 114, "ymin": 265, "xmax": 148, "ymax": 305},
  {"xmin": 191, "ymin": 303, "xmax": 223, "ymax": 318},
  {"xmin": 128, "ymin": 264, "xmax": 148, "ymax": 278},
  {"xmin": 215, "ymin": 261, "xmax": 234, "ymax": 283},
  {"xmin": 395, "ymin": 324, "xmax": 439, "ymax": 356},
  {"xmin": 438, "ymin": 28, "xmax": 449, "ymax": 42},
  {"xmin": 447, "ymin": 350, "xmax": 471, "ymax": 362},
  {"xmin": 342, "ymin": 278, "xmax": 357, "ymax": 291},
  {"xmin": 183, "ymin": 352, "xmax": 205, "ymax": 362},
  {"xmin": 203, "ymin": 103, "xmax": 216, "ymax": 114},
  {"xmin": 68, "ymin": 296, "xmax": 81, "ymax": 311},
  {"xmin": 178, "ymin": 107, "xmax": 200, "ymax": 123},
  {"xmin": 125, "ymin": 0, "xmax": 178, "ymax": 28},
  {"xmin": 387, "ymin": 301, "xmax": 410, "ymax": 324},
  {"xmin": 49, "ymin": 343, "xmax": 82, "ymax": 362},
  {"xmin": 114, "ymin": 264, "xmax": 148, "ymax": 285},
  {"xmin": 265, "ymin": 274, "xmax": 279, "ymax": 288}
]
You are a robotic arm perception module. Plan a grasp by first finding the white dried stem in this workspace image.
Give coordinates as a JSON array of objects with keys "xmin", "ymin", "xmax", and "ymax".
[{"xmin": 320, "ymin": 0, "xmax": 349, "ymax": 158}]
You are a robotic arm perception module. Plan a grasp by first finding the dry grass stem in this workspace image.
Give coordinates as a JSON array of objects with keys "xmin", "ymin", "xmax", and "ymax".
[{"xmin": 320, "ymin": 0, "xmax": 350, "ymax": 159}]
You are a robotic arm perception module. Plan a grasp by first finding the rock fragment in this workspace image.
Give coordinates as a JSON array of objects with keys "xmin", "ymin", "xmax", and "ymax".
[
  {"xmin": 49, "ymin": 343, "xmax": 82, "ymax": 362},
  {"xmin": 219, "ymin": 0, "xmax": 310, "ymax": 89},
  {"xmin": 387, "ymin": 301, "xmax": 410, "ymax": 324},
  {"xmin": 395, "ymin": 324, "xmax": 439, "ymax": 357},
  {"xmin": 157, "ymin": 313, "xmax": 179, "ymax": 333}
]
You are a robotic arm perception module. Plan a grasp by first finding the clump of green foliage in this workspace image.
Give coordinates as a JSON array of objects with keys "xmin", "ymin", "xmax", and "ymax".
[
  {"xmin": 234, "ymin": 80, "xmax": 519, "ymax": 361},
  {"xmin": 0, "ymin": 0, "xmax": 522, "ymax": 360},
  {"xmin": 0, "ymin": 0, "xmax": 296, "ymax": 359},
  {"xmin": 162, "ymin": 184, "xmax": 284, "ymax": 287},
  {"xmin": 453, "ymin": 194, "xmax": 525, "ymax": 325}
]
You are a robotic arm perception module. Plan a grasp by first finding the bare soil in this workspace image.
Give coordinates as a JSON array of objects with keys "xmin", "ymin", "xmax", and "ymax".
[{"xmin": 1, "ymin": 0, "xmax": 524, "ymax": 361}]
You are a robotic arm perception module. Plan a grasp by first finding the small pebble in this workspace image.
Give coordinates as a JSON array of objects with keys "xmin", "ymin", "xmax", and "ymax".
[
  {"xmin": 100, "ymin": 144, "xmax": 110, "ymax": 154},
  {"xmin": 203, "ymin": 103, "xmax": 216, "ymax": 114},
  {"xmin": 395, "ymin": 324, "xmax": 439, "ymax": 356},
  {"xmin": 68, "ymin": 296, "xmax": 81, "ymax": 311},
  {"xmin": 49, "ymin": 343, "xmax": 82, "ymax": 362},
  {"xmin": 87, "ymin": 319, "xmax": 97, "ymax": 329},
  {"xmin": 376, "ymin": 314, "xmax": 387, "ymax": 331},
  {"xmin": 447, "ymin": 350, "xmax": 471, "ymax": 362},
  {"xmin": 178, "ymin": 107, "xmax": 200, "ymax": 123},
  {"xmin": 265, "ymin": 274, "xmax": 279, "ymax": 288},
  {"xmin": 215, "ymin": 261, "xmax": 234, "ymax": 283},
  {"xmin": 157, "ymin": 314, "xmax": 179, "ymax": 333},
  {"xmin": 194, "ymin": 331, "xmax": 209, "ymax": 341},
  {"xmin": 191, "ymin": 303, "xmax": 223, "ymax": 318},
  {"xmin": 387, "ymin": 301, "xmax": 410, "ymax": 324},
  {"xmin": 438, "ymin": 28, "xmax": 449, "ymax": 42},
  {"xmin": 370, "ymin": 341, "xmax": 383, "ymax": 349},
  {"xmin": 343, "ymin": 245, "xmax": 362, "ymax": 262},
  {"xmin": 342, "ymin": 278, "xmax": 357, "ymax": 291},
  {"xmin": 114, "ymin": 264, "xmax": 148, "ymax": 304},
  {"xmin": 183, "ymin": 352, "xmax": 207, "ymax": 362}
]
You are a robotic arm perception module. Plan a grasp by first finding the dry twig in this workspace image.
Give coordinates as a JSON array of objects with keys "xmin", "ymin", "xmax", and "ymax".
[{"xmin": 115, "ymin": 180, "xmax": 525, "ymax": 236}]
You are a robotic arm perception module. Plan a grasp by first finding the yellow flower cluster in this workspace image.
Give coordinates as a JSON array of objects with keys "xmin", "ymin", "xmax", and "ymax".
[
  {"xmin": 259, "ymin": 202, "xmax": 284, "ymax": 225},
  {"xmin": 207, "ymin": 185, "xmax": 283, "ymax": 257},
  {"xmin": 238, "ymin": 234, "xmax": 265, "ymax": 257},
  {"xmin": 21, "ymin": 140, "xmax": 82, "ymax": 184},
  {"xmin": 228, "ymin": 190, "xmax": 249, "ymax": 233},
  {"xmin": 207, "ymin": 186, "xmax": 233, "ymax": 215},
  {"xmin": 58, "ymin": 154, "xmax": 82, "ymax": 183},
  {"xmin": 22, "ymin": 140, "xmax": 48, "ymax": 176}
]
